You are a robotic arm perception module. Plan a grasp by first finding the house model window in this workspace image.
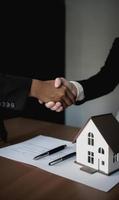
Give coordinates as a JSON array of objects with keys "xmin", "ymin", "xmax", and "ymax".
[
  {"xmin": 98, "ymin": 147, "xmax": 104, "ymax": 154},
  {"xmin": 113, "ymin": 154, "xmax": 118, "ymax": 163},
  {"xmin": 75, "ymin": 113, "xmax": 119, "ymax": 175},
  {"xmin": 88, "ymin": 151, "xmax": 94, "ymax": 164},
  {"xmin": 88, "ymin": 132, "xmax": 94, "ymax": 146}
]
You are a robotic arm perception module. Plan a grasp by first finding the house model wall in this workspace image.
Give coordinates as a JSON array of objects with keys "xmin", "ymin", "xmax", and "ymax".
[{"xmin": 76, "ymin": 113, "xmax": 119, "ymax": 175}]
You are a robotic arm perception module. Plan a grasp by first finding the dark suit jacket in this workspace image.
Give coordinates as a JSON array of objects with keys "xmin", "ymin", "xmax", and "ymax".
[
  {"xmin": 0, "ymin": 73, "xmax": 32, "ymax": 112},
  {"xmin": 0, "ymin": 74, "xmax": 32, "ymax": 140},
  {"xmin": 76, "ymin": 37, "xmax": 119, "ymax": 105}
]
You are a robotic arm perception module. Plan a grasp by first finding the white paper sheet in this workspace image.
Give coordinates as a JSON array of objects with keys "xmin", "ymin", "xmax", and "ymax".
[{"xmin": 0, "ymin": 135, "xmax": 119, "ymax": 192}]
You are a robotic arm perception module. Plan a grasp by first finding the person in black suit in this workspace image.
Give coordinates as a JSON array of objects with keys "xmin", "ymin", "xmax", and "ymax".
[
  {"xmin": 0, "ymin": 74, "xmax": 75, "ymax": 141},
  {"xmin": 45, "ymin": 37, "xmax": 119, "ymax": 112}
]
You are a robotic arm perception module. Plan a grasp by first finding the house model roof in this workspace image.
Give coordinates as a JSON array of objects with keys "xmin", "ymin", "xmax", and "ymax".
[
  {"xmin": 91, "ymin": 113, "xmax": 119, "ymax": 153},
  {"xmin": 75, "ymin": 113, "xmax": 119, "ymax": 153}
]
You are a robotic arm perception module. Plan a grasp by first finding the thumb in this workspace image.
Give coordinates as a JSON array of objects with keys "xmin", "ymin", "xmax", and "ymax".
[
  {"xmin": 54, "ymin": 77, "xmax": 62, "ymax": 88},
  {"xmin": 60, "ymin": 77, "xmax": 69, "ymax": 87}
]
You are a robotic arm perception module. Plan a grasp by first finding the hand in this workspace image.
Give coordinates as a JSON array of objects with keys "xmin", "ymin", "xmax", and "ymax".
[
  {"xmin": 30, "ymin": 79, "xmax": 76, "ymax": 107},
  {"xmin": 45, "ymin": 77, "xmax": 77, "ymax": 112}
]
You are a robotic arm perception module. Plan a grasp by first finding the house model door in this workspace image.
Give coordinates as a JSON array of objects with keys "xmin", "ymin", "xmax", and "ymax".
[{"xmin": 98, "ymin": 147, "xmax": 105, "ymax": 172}]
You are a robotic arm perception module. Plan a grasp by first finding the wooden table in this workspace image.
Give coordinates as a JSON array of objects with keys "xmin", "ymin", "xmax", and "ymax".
[{"xmin": 0, "ymin": 117, "xmax": 119, "ymax": 200}]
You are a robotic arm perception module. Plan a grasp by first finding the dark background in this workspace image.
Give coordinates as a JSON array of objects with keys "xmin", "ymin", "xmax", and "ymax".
[{"xmin": 1, "ymin": 0, "xmax": 65, "ymax": 124}]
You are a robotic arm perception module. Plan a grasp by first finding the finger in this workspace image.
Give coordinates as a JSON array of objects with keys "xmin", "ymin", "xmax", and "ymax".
[
  {"xmin": 55, "ymin": 77, "xmax": 62, "ymax": 88},
  {"xmin": 45, "ymin": 101, "xmax": 55, "ymax": 108},
  {"xmin": 50, "ymin": 102, "xmax": 62, "ymax": 111},
  {"xmin": 66, "ymin": 88, "xmax": 76, "ymax": 104},
  {"xmin": 60, "ymin": 77, "xmax": 69, "ymax": 88},
  {"xmin": 56, "ymin": 106, "xmax": 64, "ymax": 112},
  {"xmin": 38, "ymin": 99, "xmax": 43, "ymax": 104},
  {"xmin": 60, "ymin": 78, "xmax": 77, "ymax": 98},
  {"xmin": 61, "ymin": 88, "xmax": 76, "ymax": 107},
  {"xmin": 61, "ymin": 97, "xmax": 73, "ymax": 107}
]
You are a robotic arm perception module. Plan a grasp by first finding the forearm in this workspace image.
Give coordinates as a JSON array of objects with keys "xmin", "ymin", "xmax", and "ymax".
[
  {"xmin": 76, "ymin": 37, "xmax": 119, "ymax": 104},
  {"xmin": 77, "ymin": 64, "xmax": 119, "ymax": 103}
]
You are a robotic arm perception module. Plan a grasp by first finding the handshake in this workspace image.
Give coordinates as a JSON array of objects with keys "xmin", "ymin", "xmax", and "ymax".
[{"xmin": 30, "ymin": 77, "xmax": 78, "ymax": 112}]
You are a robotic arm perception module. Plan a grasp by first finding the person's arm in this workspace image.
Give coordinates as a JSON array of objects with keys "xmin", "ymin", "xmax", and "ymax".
[
  {"xmin": 0, "ymin": 74, "xmax": 75, "ymax": 112},
  {"xmin": 0, "ymin": 74, "xmax": 76, "ymax": 141},
  {"xmin": 76, "ymin": 37, "xmax": 119, "ymax": 104},
  {"xmin": 0, "ymin": 73, "xmax": 32, "ymax": 141},
  {"xmin": 45, "ymin": 37, "xmax": 119, "ymax": 111},
  {"xmin": 0, "ymin": 73, "xmax": 32, "ymax": 111}
]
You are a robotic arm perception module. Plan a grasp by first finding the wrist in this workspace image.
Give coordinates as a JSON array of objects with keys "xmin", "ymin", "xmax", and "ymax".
[
  {"xmin": 70, "ymin": 81, "xmax": 84, "ymax": 101},
  {"xmin": 29, "ymin": 79, "xmax": 42, "ymax": 99}
]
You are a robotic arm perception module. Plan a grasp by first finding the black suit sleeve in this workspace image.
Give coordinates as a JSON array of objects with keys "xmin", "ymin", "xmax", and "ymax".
[
  {"xmin": 0, "ymin": 73, "xmax": 32, "ymax": 111},
  {"xmin": 0, "ymin": 73, "xmax": 32, "ymax": 141},
  {"xmin": 76, "ymin": 37, "xmax": 119, "ymax": 105}
]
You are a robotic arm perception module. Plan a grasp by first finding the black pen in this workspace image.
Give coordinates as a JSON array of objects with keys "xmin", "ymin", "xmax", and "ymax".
[
  {"xmin": 33, "ymin": 144, "xmax": 67, "ymax": 160},
  {"xmin": 49, "ymin": 152, "xmax": 76, "ymax": 166}
]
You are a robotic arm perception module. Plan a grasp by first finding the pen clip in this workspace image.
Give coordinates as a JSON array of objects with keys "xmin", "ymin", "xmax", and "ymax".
[{"xmin": 49, "ymin": 144, "xmax": 67, "ymax": 154}]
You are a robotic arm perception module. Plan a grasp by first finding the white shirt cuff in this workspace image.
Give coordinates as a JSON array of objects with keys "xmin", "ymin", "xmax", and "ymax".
[{"xmin": 70, "ymin": 81, "xmax": 84, "ymax": 101}]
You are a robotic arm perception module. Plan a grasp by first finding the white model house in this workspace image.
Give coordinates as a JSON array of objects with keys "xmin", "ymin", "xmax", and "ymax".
[{"xmin": 75, "ymin": 113, "xmax": 119, "ymax": 175}]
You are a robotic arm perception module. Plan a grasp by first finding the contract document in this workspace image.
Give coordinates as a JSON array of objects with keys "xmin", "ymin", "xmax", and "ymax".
[{"xmin": 0, "ymin": 135, "xmax": 118, "ymax": 192}]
